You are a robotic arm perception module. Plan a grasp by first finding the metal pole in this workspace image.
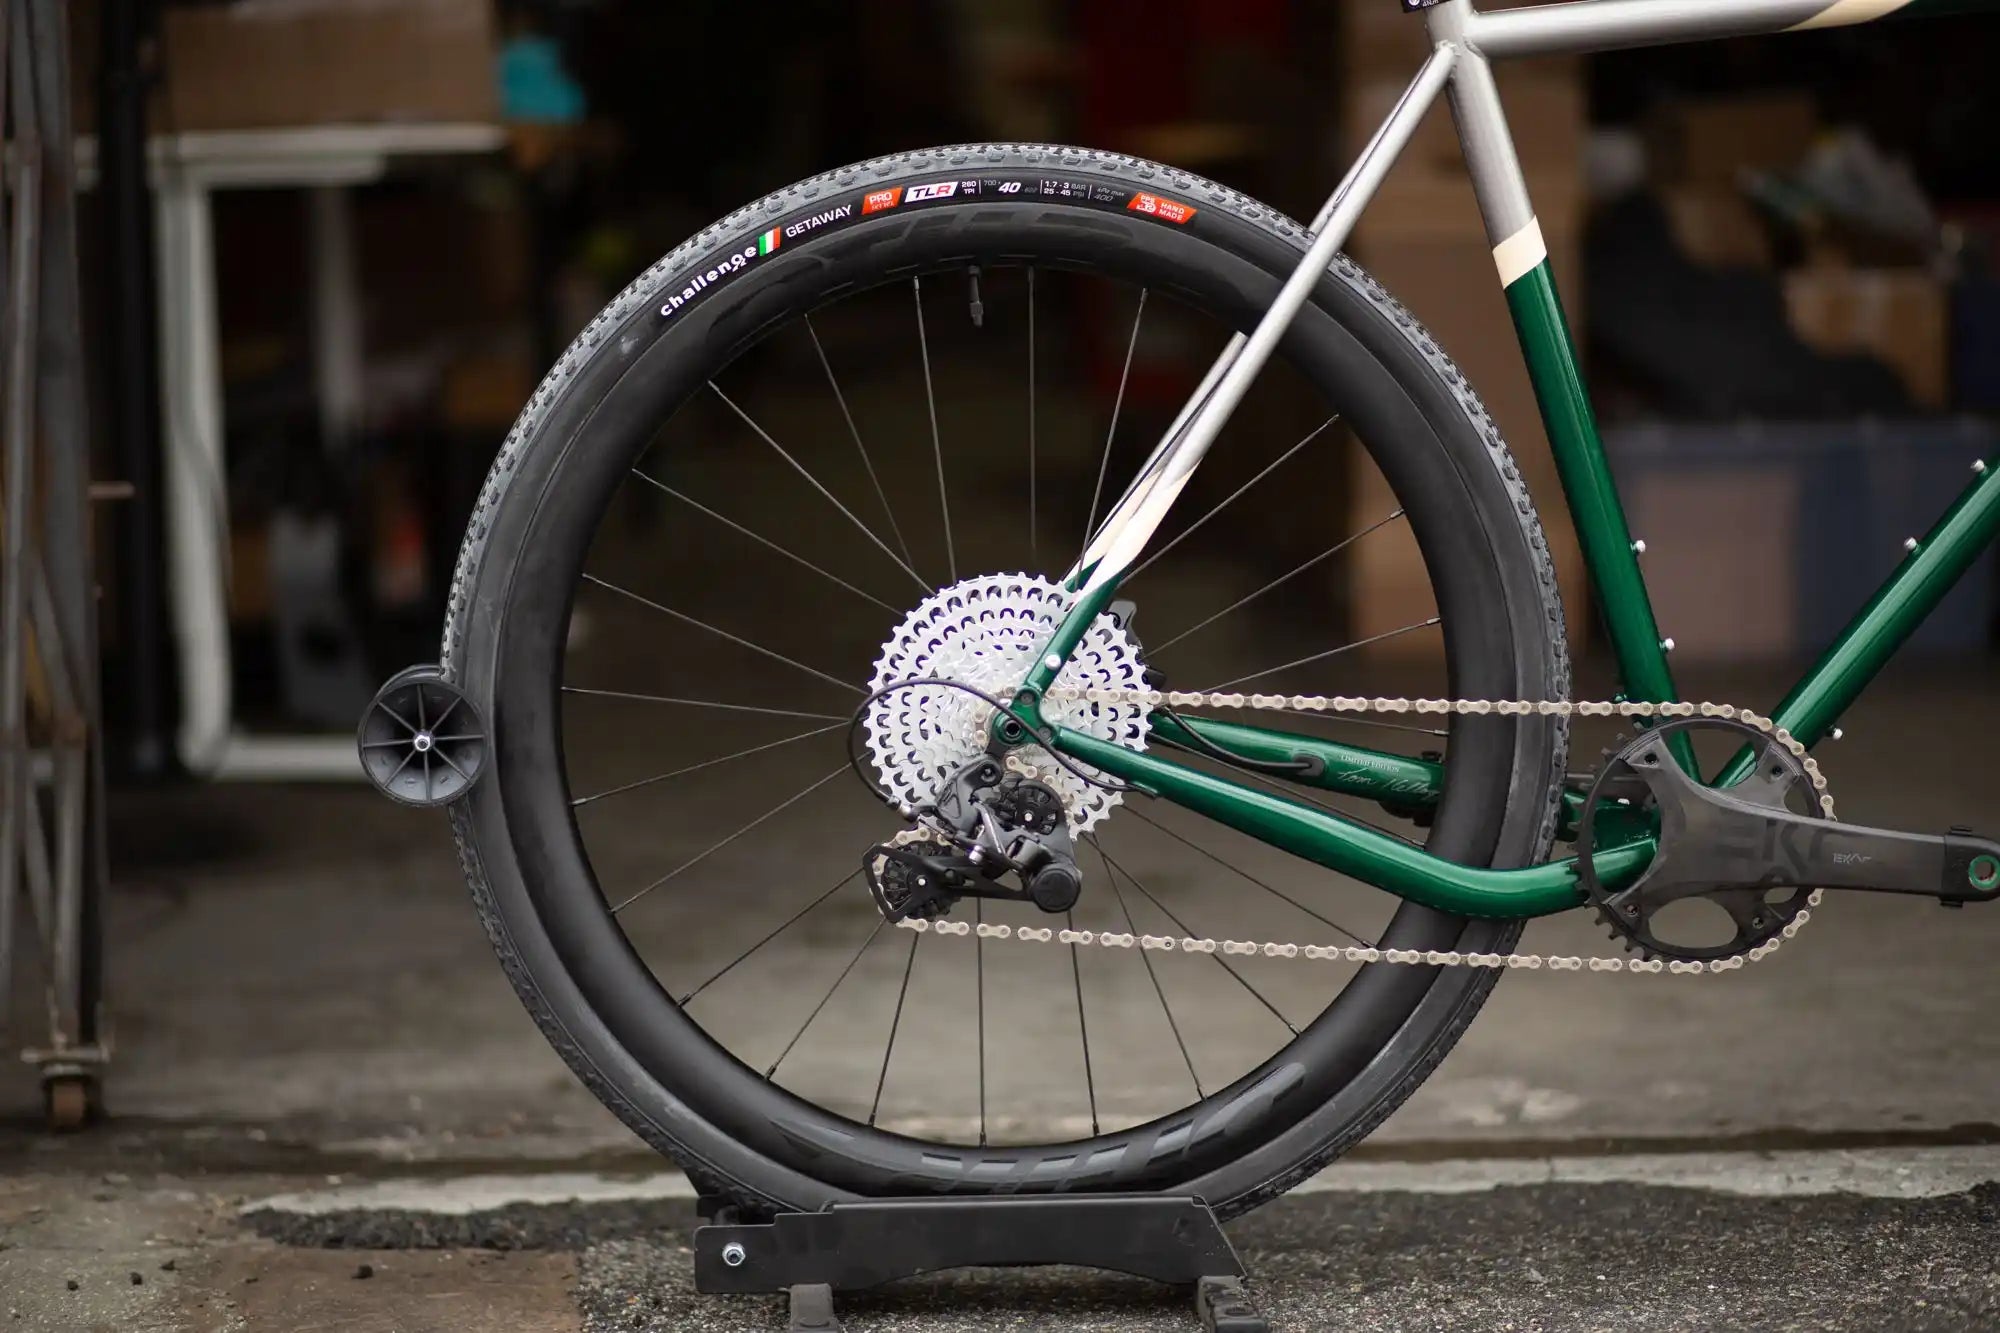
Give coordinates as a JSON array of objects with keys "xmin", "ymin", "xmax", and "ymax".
[
  {"xmin": 98, "ymin": 0, "xmax": 172, "ymax": 777},
  {"xmin": 27, "ymin": 0, "xmax": 105, "ymax": 1061},
  {"xmin": 0, "ymin": 0, "xmax": 45, "ymax": 1049}
]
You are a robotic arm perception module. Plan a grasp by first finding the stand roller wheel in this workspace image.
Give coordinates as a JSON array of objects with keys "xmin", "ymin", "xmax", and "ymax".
[{"xmin": 357, "ymin": 665, "xmax": 486, "ymax": 808}]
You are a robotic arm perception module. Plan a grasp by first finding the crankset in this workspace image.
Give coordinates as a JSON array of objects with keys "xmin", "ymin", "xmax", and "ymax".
[{"xmin": 1578, "ymin": 718, "xmax": 2000, "ymax": 961}]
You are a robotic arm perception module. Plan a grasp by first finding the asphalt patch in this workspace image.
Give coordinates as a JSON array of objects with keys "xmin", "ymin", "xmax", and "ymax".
[
  {"xmin": 241, "ymin": 1180, "xmax": 2000, "ymax": 1330},
  {"xmin": 242, "ymin": 1197, "xmax": 692, "ymax": 1251}
]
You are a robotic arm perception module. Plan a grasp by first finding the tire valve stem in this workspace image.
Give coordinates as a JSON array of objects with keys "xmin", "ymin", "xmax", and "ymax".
[{"xmin": 968, "ymin": 266, "xmax": 985, "ymax": 329}]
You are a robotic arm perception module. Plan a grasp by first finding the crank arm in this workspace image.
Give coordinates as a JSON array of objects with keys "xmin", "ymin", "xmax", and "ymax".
[{"xmin": 1637, "ymin": 757, "xmax": 2000, "ymax": 905}]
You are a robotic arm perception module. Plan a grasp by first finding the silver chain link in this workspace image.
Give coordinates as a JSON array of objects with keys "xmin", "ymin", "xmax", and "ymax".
[{"xmin": 895, "ymin": 691, "xmax": 1834, "ymax": 977}]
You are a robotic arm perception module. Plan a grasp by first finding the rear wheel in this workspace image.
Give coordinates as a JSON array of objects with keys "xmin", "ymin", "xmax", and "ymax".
[{"xmin": 445, "ymin": 145, "xmax": 1570, "ymax": 1218}]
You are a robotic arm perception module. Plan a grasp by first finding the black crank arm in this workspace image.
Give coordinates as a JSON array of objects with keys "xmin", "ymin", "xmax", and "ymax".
[{"xmin": 1663, "ymin": 776, "xmax": 2000, "ymax": 904}]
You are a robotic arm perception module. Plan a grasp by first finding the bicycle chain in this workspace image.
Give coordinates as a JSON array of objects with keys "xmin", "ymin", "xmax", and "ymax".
[{"xmin": 893, "ymin": 691, "xmax": 1834, "ymax": 977}]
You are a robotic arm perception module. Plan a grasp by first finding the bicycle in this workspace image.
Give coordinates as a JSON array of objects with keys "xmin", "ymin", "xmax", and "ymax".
[{"xmin": 360, "ymin": 0, "xmax": 2000, "ymax": 1228}]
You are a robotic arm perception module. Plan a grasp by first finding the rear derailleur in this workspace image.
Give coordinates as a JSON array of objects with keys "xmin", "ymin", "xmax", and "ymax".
[{"xmin": 863, "ymin": 758, "xmax": 1083, "ymax": 923}]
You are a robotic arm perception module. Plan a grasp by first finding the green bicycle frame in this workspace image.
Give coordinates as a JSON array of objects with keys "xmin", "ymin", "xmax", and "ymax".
[{"xmin": 1008, "ymin": 0, "xmax": 2000, "ymax": 921}]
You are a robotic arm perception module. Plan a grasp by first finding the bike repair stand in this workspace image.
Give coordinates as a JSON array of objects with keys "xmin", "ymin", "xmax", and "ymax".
[{"xmin": 694, "ymin": 1193, "xmax": 1271, "ymax": 1332}]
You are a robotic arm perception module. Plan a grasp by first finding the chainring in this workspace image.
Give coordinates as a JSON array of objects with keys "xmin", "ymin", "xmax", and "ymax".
[
  {"xmin": 863, "ymin": 573, "xmax": 1150, "ymax": 833},
  {"xmin": 1576, "ymin": 717, "xmax": 1823, "ymax": 962}
]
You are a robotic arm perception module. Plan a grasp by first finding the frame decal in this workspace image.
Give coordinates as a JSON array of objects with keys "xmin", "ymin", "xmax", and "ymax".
[
  {"xmin": 1792, "ymin": 0, "xmax": 1915, "ymax": 27},
  {"xmin": 1493, "ymin": 216, "xmax": 1547, "ymax": 287}
]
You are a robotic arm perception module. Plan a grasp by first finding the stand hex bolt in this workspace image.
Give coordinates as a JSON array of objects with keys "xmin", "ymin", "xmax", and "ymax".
[{"xmin": 721, "ymin": 1242, "xmax": 747, "ymax": 1268}]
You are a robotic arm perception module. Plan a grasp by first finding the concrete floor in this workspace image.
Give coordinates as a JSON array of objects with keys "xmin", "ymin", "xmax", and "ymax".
[
  {"xmin": 2, "ymin": 660, "xmax": 1996, "ymax": 1331},
  {"xmin": 5, "ymin": 332, "xmax": 2000, "ymax": 1328}
]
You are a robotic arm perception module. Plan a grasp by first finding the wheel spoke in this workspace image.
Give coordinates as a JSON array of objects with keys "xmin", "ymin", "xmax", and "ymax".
[
  {"xmin": 1094, "ymin": 838, "xmax": 1203, "ymax": 1099},
  {"xmin": 1082, "ymin": 288, "xmax": 1148, "ymax": 549},
  {"xmin": 630, "ymin": 470, "xmax": 902, "ymax": 614},
  {"xmin": 1090, "ymin": 837, "xmax": 1297, "ymax": 1036},
  {"xmin": 1027, "ymin": 267, "xmax": 1038, "ymax": 568},
  {"xmin": 869, "ymin": 927, "xmax": 922, "ymax": 1126},
  {"xmin": 572, "ymin": 722, "xmax": 846, "ymax": 808},
  {"xmin": 678, "ymin": 868, "xmax": 862, "ymax": 1006},
  {"xmin": 1203, "ymin": 616, "xmax": 1440, "ymax": 693},
  {"xmin": 384, "ymin": 745, "xmax": 419, "ymax": 787},
  {"xmin": 1124, "ymin": 417, "xmax": 1338, "ymax": 583},
  {"xmin": 1124, "ymin": 804, "xmax": 1373, "ymax": 947},
  {"xmin": 432, "ymin": 746, "xmax": 473, "ymax": 783},
  {"xmin": 562, "ymin": 687, "xmax": 847, "ymax": 722},
  {"xmin": 610, "ymin": 765, "xmax": 848, "ymax": 914},
  {"xmin": 974, "ymin": 897, "xmax": 987, "ymax": 1145},
  {"xmin": 913, "ymin": 276, "xmax": 957, "ymax": 584},
  {"xmin": 766, "ymin": 917, "xmax": 888, "ymax": 1079},
  {"xmin": 581, "ymin": 573, "xmax": 860, "ymax": 696},
  {"xmin": 710, "ymin": 382, "xmax": 931, "ymax": 593},
  {"xmin": 1152, "ymin": 509, "xmax": 1406, "ymax": 654},
  {"xmin": 1068, "ymin": 908, "xmax": 1100, "ymax": 1137},
  {"xmin": 806, "ymin": 312, "xmax": 917, "ymax": 575},
  {"xmin": 376, "ymin": 701, "xmax": 419, "ymax": 736}
]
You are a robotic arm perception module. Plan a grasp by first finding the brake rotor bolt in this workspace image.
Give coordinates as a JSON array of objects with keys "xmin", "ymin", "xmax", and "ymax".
[{"xmin": 721, "ymin": 1243, "xmax": 746, "ymax": 1268}]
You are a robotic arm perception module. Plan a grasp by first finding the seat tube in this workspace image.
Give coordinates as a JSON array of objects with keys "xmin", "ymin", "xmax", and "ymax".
[{"xmin": 1430, "ymin": 4, "xmax": 1679, "ymax": 706}]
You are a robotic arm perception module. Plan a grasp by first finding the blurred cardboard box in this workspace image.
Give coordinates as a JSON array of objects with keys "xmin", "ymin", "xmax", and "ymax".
[
  {"xmin": 1346, "ymin": 175, "xmax": 1589, "ymax": 654},
  {"xmin": 161, "ymin": 0, "xmax": 496, "ymax": 131},
  {"xmin": 1660, "ymin": 185, "xmax": 1773, "ymax": 269},
  {"xmin": 1784, "ymin": 266, "xmax": 1947, "ymax": 408},
  {"xmin": 1338, "ymin": 0, "xmax": 1590, "ymax": 657},
  {"xmin": 1608, "ymin": 422, "xmax": 1998, "ymax": 660},
  {"xmin": 1645, "ymin": 92, "xmax": 1818, "ymax": 186},
  {"xmin": 1344, "ymin": 61, "xmax": 1590, "ymax": 656}
]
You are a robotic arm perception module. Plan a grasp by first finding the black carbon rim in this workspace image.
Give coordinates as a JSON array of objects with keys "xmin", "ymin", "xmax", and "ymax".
[{"xmin": 470, "ymin": 171, "xmax": 1549, "ymax": 1204}]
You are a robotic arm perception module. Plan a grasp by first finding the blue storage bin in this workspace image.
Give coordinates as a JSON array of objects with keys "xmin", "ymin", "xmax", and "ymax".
[{"xmin": 1604, "ymin": 419, "xmax": 1998, "ymax": 661}]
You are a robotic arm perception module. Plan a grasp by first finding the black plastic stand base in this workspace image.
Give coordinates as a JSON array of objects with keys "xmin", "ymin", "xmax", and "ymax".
[{"xmin": 693, "ymin": 1193, "xmax": 1270, "ymax": 1332}]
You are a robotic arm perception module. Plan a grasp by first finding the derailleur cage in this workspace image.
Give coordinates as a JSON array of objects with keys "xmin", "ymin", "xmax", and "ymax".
[{"xmin": 862, "ymin": 758, "xmax": 1084, "ymax": 922}]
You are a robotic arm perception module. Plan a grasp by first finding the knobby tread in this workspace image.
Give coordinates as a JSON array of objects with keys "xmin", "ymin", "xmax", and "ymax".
[{"xmin": 441, "ymin": 143, "xmax": 1570, "ymax": 1220}]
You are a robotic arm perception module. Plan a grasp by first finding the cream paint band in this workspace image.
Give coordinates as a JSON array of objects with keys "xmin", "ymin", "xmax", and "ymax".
[
  {"xmin": 1791, "ymin": 0, "xmax": 1914, "ymax": 29},
  {"xmin": 1492, "ymin": 217, "xmax": 1547, "ymax": 288}
]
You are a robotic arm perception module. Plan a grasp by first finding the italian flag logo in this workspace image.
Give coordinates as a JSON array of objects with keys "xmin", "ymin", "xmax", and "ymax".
[{"xmin": 755, "ymin": 227, "xmax": 781, "ymax": 255}]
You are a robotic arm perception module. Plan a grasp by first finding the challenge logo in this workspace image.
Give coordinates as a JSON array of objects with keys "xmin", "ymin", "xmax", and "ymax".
[
  {"xmin": 905, "ymin": 182, "xmax": 958, "ymax": 202},
  {"xmin": 1127, "ymin": 192, "xmax": 1197, "ymax": 225},
  {"xmin": 659, "ymin": 232, "xmax": 778, "ymax": 319},
  {"xmin": 862, "ymin": 187, "xmax": 903, "ymax": 214}
]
